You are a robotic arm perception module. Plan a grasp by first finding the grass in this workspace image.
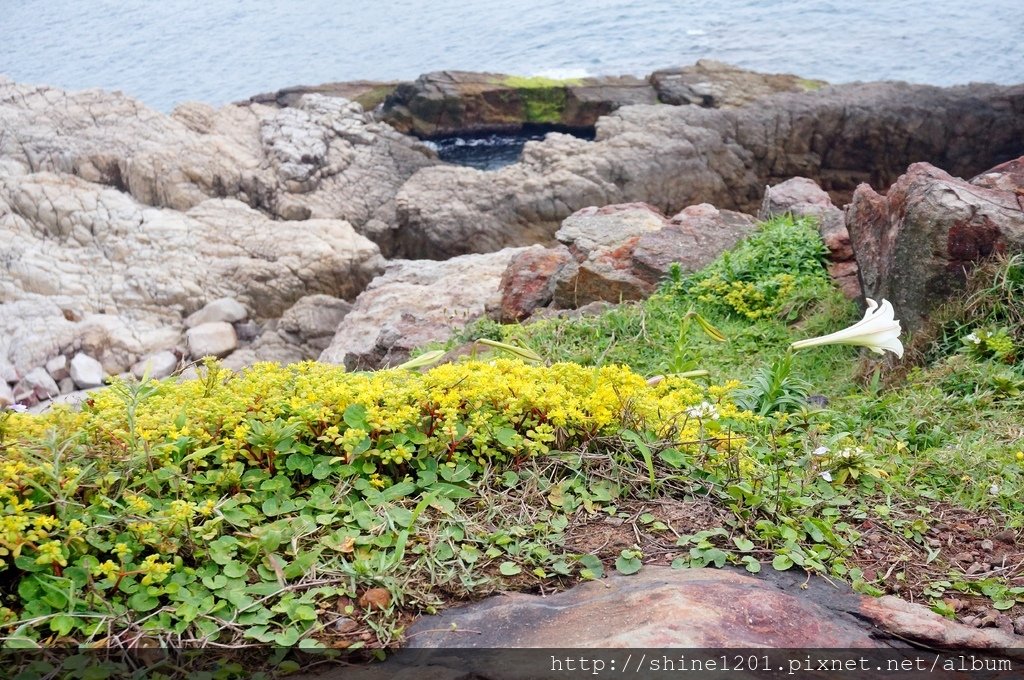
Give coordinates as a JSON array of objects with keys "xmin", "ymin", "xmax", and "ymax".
[{"xmin": 2, "ymin": 218, "xmax": 1023, "ymax": 674}]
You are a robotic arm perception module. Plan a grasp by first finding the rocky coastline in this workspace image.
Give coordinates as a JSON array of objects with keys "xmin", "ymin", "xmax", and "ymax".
[{"xmin": 2, "ymin": 62, "xmax": 1023, "ymax": 409}]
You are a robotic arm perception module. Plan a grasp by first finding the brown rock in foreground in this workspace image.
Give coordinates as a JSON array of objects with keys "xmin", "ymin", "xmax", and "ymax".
[
  {"xmin": 846, "ymin": 162, "xmax": 1024, "ymax": 330},
  {"xmin": 406, "ymin": 567, "xmax": 884, "ymax": 648}
]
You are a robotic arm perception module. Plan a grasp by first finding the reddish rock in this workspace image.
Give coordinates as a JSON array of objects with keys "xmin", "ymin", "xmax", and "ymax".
[
  {"xmin": 551, "ymin": 203, "xmax": 668, "ymax": 308},
  {"xmin": 497, "ymin": 245, "xmax": 573, "ymax": 322},
  {"xmin": 972, "ymin": 156, "xmax": 1024, "ymax": 195},
  {"xmin": 406, "ymin": 567, "xmax": 885, "ymax": 648},
  {"xmin": 846, "ymin": 163, "xmax": 1024, "ymax": 330},
  {"xmin": 630, "ymin": 204, "xmax": 757, "ymax": 284}
]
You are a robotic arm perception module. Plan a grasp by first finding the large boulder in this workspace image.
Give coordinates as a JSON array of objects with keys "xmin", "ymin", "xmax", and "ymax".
[
  {"xmin": 380, "ymin": 71, "xmax": 658, "ymax": 137},
  {"xmin": 650, "ymin": 59, "xmax": 826, "ymax": 107},
  {"xmin": 972, "ymin": 155, "xmax": 1024, "ymax": 194},
  {"xmin": 760, "ymin": 177, "xmax": 861, "ymax": 299},
  {"xmin": 394, "ymin": 81, "xmax": 1024, "ymax": 259},
  {"xmin": 846, "ymin": 163, "xmax": 1024, "ymax": 330},
  {"xmin": 320, "ymin": 249, "xmax": 528, "ymax": 370},
  {"xmin": 399, "ymin": 567, "xmax": 1021, "ymax": 653}
]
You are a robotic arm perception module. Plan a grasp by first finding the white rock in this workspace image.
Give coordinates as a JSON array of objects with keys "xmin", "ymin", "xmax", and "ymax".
[
  {"xmin": 186, "ymin": 322, "xmax": 238, "ymax": 359},
  {"xmin": 0, "ymin": 358, "xmax": 18, "ymax": 384},
  {"xmin": 46, "ymin": 355, "xmax": 70, "ymax": 381},
  {"xmin": 131, "ymin": 351, "xmax": 179, "ymax": 380},
  {"xmin": 185, "ymin": 298, "xmax": 248, "ymax": 328},
  {"xmin": 14, "ymin": 367, "xmax": 59, "ymax": 404},
  {"xmin": 69, "ymin": 353, "xmax": 106, "ymax": 389},
  {"xmin": 0, "ymin": 381, "xmax": 14, "ymax": 407}
]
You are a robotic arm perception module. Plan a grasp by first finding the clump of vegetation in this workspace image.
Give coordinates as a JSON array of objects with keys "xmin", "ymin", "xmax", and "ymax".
[{"xmin": 684, "ymin": 215, "xmax": 832, "ymax": 321}]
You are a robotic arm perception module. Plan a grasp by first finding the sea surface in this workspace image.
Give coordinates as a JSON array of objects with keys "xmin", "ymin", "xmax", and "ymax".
[{"xmin": 2, "ymin": 0, "xmax": 1022, "ymax": 112}]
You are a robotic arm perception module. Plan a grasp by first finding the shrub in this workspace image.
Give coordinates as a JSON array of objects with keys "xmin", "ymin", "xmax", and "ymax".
[{"xmin": 682, "ymin": 216, "xmax": 831, "ymax": 321}]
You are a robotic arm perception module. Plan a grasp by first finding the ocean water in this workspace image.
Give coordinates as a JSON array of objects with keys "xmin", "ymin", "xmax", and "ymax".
[{"xmin": 1, "ymin": 0, "xmax": 1021, "ymax": 112}]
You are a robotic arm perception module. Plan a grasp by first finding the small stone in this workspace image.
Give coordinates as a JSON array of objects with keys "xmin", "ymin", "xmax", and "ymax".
[
  {"xmin": 0, "ymin": 381, "xmax": 14, "ymax": 408},
  {"xmin": 951, "ymin": 552, "xmax": 974, "ymax": 564},
  {"xmin": 69, "ymin": 353, "xmax": 106, "ymax": 389},
  {"xmin": 358, "ymin": 588, "xmax": 391, "ymax": 611},
  {"xmin": 186, "ymin": 322, "xmax": 238, "ymax": 359},
  {"xmin": 185, "ymin": 298, "xmax": 248, "ymax": 328},
  {"xmin": 1013, "ymin": 616, "xmax": 1024, "ymax": 636},
  {"xmin": 14, "ymin": 368, "xmax": 59, "ymax": 404},
  {"xmin": 131, "ymin": 351, "xmax": 179, "ymax": 380},
  {"xmin": 0, "ymin": 358, "xmax": 18, "ymax": 384},
  {"xmin": 58, "ymin": 377, "xmax": 75, "ymax": 394},
  {"xmin": 233, "ymin": 320, "xmax": 261, "ymax": 343},
  {"xmin": 993, "ymin": 529, "xmax": 1016, "ymax": 544},
  {"xmin": 45, "ymin": 355, "xmax": 69, "ymax": 382},
  {"xmin": 334, "ymin": 617, "xmax": 359, "ymax": 634},
  {"xmin": 980, "ymin": 539, "xmax": 995, "ymax": 551}
]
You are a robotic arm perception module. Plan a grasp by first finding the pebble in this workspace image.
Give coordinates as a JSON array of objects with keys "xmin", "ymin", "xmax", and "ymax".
[
  {"xmin": 131, "ymin": 351, "xmax": 179, "ymax": 380},
  {"xmin": 14, "ymin": 367, "xmax": 59, "ymax": 404},
  {"xmin": 0, "ymin": 381, "xmax": 14, "ymax": 407},
  {"xmin": 979, "ymin": 539, "xmax": 994, "ymax": 551},
  {"xmin": 45, "ymin": 355, "xmax": 69, "ymax": 381},
  {"xmin": 69, "ymin": 353, "xmax": 106, "ymax": 389},
  {"xmin": 186, "ymin": 322, "xmax": 238, "ymax": 359},
  {"xmin": 1013, "ymin": 616, "xmax": 1024, "ymax": 636}
]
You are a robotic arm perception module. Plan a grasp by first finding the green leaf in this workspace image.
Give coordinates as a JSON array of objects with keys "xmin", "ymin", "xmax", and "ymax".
[
  {"xmin": 670, "ymin": 557, "xmax": 688, "ymax": 570},
  {"xmin": 772, "ymin": 554, "xmax": 794, "ymax": 571},
  {"xmin": 742, "ymin": 556, "xmax": 762, "ymax": 573},
  {"xmin": 223, "ymin": 562, "xmax": 248, "ymax": 579},
  {"xmin": 732, "ymin": 537, "xmax": 755, "ymax": 552},
  {"xmin": 578, "ymin": 554, "xmax": 604, "ymax": 578},
  {"xmin": 292, "ymin": 604, "xmax": 318, "ymax": 622},
  {"xmin": 615, "ymin": 554, "xmax": 642, "ymax": 575},
  {"xmin": 343, "ymin": 404, "xmax": 369, "ymax": 430},
  {"xmin": 128, "ymin": 591, "xmax": 161, "ymax": 612},
  {"xmin": 49, "ymin": 614, "xmax": 76, "ymax": 636},
  {"xmin": 993, "ymin": 599, "xmax": 1016, "ymax": 611},
  {"xmin": 499, "ymin": 561, "xmax": 522, "ymax": 576}
]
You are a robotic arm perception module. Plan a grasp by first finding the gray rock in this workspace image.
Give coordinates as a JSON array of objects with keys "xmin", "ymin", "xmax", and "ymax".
[
  {"xmin": 278, "ymin": 294, "xmax": 353, "ymax": 351},
  {"xmin": 186, "ymin": 322, "xmax": 238, "ymax": 359},
  {"xmin": 320, "ymin": 249, "xmax": 526, "ymax": 370},
  {"xmin": 651, "ymin": 59, "xmax": 826, "ymax": 107},
  {"xmin": 131, "ymin": 350, "xmax": 179, "ymax": 380},
  {"xmin": 185, "ymin": 298, "xmax": 248, "ymax": 328},
  {"xmin": 393, "ymin": 81, "xmax": 1024, "ymax": 260},
  {"xmin": 13, "ymin": 367, "xmax": 59, "ymax": 404},
  {"xmin": 233, "ymin": 320, "xmax": 261, "ymax": 343},
  {"xmin": 69, "ymin": 352, "xmax": 106, "ymax": 389},
  {"xmin": 45, "ymin": 355, "xmax": 69, "ymax": 382},
  {"xmin": 58, "ymin": 377, "xmax": 75, "ymax": 394}
]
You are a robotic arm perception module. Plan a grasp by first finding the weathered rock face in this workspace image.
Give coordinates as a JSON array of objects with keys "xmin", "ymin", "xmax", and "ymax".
[
  {"xmin": 380, "ymin": 71, "xmax": 658, "ymax": 137},
  {"xmin": 972, "ymin": 155, "xmax": 1024, "ymax": 195},
  {"xmin": 0, "ymin": 172, "xmax": 383, "ymax": 375},
  {"xmin": 846, "ymin": 163, "xmax": 1024, "ymax": 330},
  {"xmin": 394, "ymin": 81, "xmax": 1024, "ymax": 259},
  {"xmin": 0, "ymin": 79, "xmax": 438, "ymax": 252},
  {"xmin": 395, "ymin": 567, "xmax": 1021, "ymax": 654},
  {"xmin": 760, "ymin": 177, "xmax": 861, "ymax": 299},
  {"xmin": 497, "ymin": 202, "xmax": 756, "ymax": 317},
  {"xmin": 320, "ymin": 249, "xmax": 527, "ymax": 370},
  {"xmin": 651, "ymin": 59, "xmax": 826, "ymax": 107}
]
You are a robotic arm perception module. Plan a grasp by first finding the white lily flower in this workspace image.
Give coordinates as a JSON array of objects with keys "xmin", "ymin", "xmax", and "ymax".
[
  {"xmin": 812, "ymin": 446, "xmax": 829, "ymax": 456},
  {"xmin": 790, "ymin": 298, "xmax": 903, "ymax": 358},
  {"xmin": 819, "ymin": 471, "xmax": 833, "ymax": 482}
]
